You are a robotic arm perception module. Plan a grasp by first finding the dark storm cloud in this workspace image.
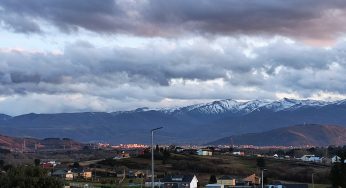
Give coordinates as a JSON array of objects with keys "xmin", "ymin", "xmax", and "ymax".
[
  {"xmin": 0, "ymin": 38, "xmax": 345, "ymax": 98},
  {"xmin": 1, "ymin": 0, "xmax": 346, "ymax": 40}
]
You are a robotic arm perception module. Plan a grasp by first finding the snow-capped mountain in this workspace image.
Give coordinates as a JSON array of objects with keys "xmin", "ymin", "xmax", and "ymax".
[
  {"xmin": 0, "ymin": 98, "xmax": 346, "ymax": 144},
  {"xmin": 161, "ymin": 98, "xmax": 333, "ymax": 115}
]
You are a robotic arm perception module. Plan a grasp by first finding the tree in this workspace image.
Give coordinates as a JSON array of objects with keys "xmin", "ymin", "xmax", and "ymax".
[
  {"xmin": 34, "ymin": 159, "xmax": 41, "ymax": 166},
  {"xmin": 72, "ymin": 162, "xmax": 80, "ymax": 168},
  {"xmin": 209, "ymin": 175, "xmax": 217, "ymax": 184},
  {"xmin": 0, "ymin": 166, "xmax": 63, "ymax": 188},
  {"xmin": 0, "ymin": 160, "xmax": 4, "ymax": 169},
  {"xmin": 256, "ymin": 157, "xmax": 266, "ymax": 169},
  {"xmin": 330, "ymin": 163, "xmax": 346, "ymax": 188},
  {"xmin": 330, "ymin": 149, "xmax": 346, "ymax": 188}
]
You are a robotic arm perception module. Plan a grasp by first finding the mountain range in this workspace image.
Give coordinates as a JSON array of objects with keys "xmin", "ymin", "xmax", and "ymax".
[
  {"xmin": 208, "ymin": 124, "xmax": 346, "ymax": 147},
  {"xmin": 0, "ymin": 98, "xmax": 346, "ymax": 144}
]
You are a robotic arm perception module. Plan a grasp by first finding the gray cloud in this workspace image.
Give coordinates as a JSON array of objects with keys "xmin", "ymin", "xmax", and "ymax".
[
  {"xmin": 1, "ymin": 0, "xmax": 346, "ymax": 40},
  {"xmin": 0, "ymin": 38, "xmax": 345, "ymax": 100}
]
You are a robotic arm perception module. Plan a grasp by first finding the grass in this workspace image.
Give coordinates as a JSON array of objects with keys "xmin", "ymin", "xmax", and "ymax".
[{"xmin": 95, "ymin": 153, "xmax": 332, "ymax": 186}]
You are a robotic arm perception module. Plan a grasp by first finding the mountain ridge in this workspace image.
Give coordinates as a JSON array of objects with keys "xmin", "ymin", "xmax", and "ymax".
[
  {"xmin": 208, "ymin": 124, "xmax": 346, "ymax": 147},
  {"xmin": 0, "ymin": 98, "xmax": 346, "ymax": 144}
]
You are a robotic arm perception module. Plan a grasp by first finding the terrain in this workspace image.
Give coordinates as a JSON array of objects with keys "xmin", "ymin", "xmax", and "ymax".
[
  {"xmin": 0, "ymin": 134, "xmax": 83, "ymax": 151},
  {"xmin": 209, "ymin": 124, "xmax": 346, "ymax": 146},
  {"xmin": 0, "ymin": 98, "xmax": 346, "ymax": 144}
]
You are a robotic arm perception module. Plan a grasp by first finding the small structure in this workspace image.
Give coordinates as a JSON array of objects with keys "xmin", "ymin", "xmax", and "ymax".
[
  {"xmin": 113, "ymin": 151, "xmax": 130, "ymax": 159},
  {"xmin": 197, "ymin": 149, "xmax": 212, "ymax": 156},
  {"xmin": 65, "ymin": 170, "xmax": 74, "ymax": 180},
  {"xmin": 82, "ymin": 170, "xmax": 92, "ymax": 179},
  {"xmin": 217, "ymin": 175, "xmax": 236, "ymax": 186},
  {"xmin": 144, "ymin": 179, "xmax": 163, "ymax": 187},
  {"xmin": 299, "ymin": 155, "xmax": 322, "ymax": 163},
  {"xmin": 162, "ymin": 175, "xmax": 198, "ymax": 188},
  {"xmin": 51, "ymin": 169, "xmax": 67, "ymax": 178},
  {"xmin": 134, "ymin": 170, "xmax": 145, "ymax": 178},
  {"xmin": 205, "ymin": 184, "xmax": 225, "ymax": 188},
  {"xmin": 243, "ymin": 174, "xmax": 260, "ymax": 185},
  {"xmin": 267, "ymin": 182, "xmax": 308, "ymax": 188},
  {"xmin": 232, "ymin": 151, "xmax": 245, "ymax": 156},
  {"xmin": 332, "ymin": 155, "xmax": 342, "ymax": 163},
  {"xmin": 175, "ymin": 147, "xmax": 184, "ymax": 153}
]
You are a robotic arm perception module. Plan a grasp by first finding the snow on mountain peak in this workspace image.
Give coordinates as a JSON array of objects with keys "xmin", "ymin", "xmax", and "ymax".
[{"xmin": 161, "ymin": 98, "xmax": 338, "ymax": 115}]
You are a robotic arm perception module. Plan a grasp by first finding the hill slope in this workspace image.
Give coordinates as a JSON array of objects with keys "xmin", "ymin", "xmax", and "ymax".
[
  {"xmin": 0, "ymin": 134, "xmax": 83, "ymax": 151},
  {"xmin": 208, "ymin": 124, "xmax": 346, "ymax": 146}
]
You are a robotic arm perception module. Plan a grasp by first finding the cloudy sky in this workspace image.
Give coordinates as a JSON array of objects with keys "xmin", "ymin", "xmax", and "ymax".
[{"xmin": 1, "ymin": 0, "xmax": 346, "ymax": 115}]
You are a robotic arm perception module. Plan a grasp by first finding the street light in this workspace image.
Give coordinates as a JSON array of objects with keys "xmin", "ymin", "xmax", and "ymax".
[
  {"xmin": 312, "ymin": 173, "xmax": 315, "ymax": 188},
  {"xmin": 151, "ymin": 127, "xmax": 163, "ymax": 188},
  {"xmin": 261, "ymin": 169, "xmax": 267, "ymax": 188}
]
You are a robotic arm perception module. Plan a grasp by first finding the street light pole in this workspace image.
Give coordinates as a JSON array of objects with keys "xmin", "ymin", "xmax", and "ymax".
[
  {"xmin": 151, "ymin": 127, "xmax": 163, "ymax": 188},
  {"xmin": 261, "ymin": 170, "xmax": 263, "ymax": 188},
  {"xmin": 261, "ymin": 169, "xmax": 267, "ymax": 188},
  {"xmin": 312, "ymin": 173, "xmax": 314, "ymax": 188}
]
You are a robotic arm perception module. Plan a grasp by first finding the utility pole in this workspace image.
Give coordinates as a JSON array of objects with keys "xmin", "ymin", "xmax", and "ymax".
[
  {"xmin": 151, "ymin": 127, "xmax": 163, "ymax": 188},
  {"xmin": 261, "ymin": 169, "xmax": 267, "ymax": 188}
]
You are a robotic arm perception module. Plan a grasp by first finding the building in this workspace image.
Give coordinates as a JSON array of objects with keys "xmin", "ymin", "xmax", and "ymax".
[
  {"xmin": 232, "ymin": 151, "xmax": 245, "ymax": 156},
  {"xmin": 65, "ymin": 170, "xmax": 74, "ymax": 180},
  {"xmin": 332, "ymin": 155, "xmax": 341, "ymax": 163},
  {"xmin": 299, "ymin": 155, "xmax": 322, "ymax": 163},
  {"xmin": 243, "ymin": 174, "xmax": 260, "ymax": 185},
  {"xmin": 205, "ymin": 184, "xmax": 225, "ymax": 188},
  {"xmin": 144, "ymin": 179, "xmax": 164, "ymax": 187},
  {"xmin": 82, "ymin": 170, "xmax": 92, "ymax": 179},
  {"xmin": 113, "ymin": 151, "xmax": 130, "ymax": 159},
  {"xmin": 162, "ymin": 175, "xmax": 198, "ymax": 188},
  {"xmin": 51, "ymin": 169, "xmax": 67, "ymax": 178},
  {"xmin": 217, "ymin": 176, "xmax": 236, "ymax": 186},
  {"xmin": 197, "ymin": 149, "xmax": 212, "ymax": 156},
  {"xmin": 267, "ymin": 182, "xmax": 308, "ymax": 188}
]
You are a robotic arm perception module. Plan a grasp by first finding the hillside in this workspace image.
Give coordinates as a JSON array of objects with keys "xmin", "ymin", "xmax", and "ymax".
[
  {"xmin": 0, "ymin": 134, "xmax": 83, "ymax": 151},
  {"xmin": 0, "ymin": 98, "xmax": 346, "ymax": 144},
  {"xmin": 208, "ymin": 124, "xmax": 346, "ymax": 146}
]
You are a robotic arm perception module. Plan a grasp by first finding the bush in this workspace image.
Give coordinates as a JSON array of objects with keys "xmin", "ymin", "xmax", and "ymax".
[{"xmin": 0, "ymin": 166, "xmax": 63, "ymax": 188}]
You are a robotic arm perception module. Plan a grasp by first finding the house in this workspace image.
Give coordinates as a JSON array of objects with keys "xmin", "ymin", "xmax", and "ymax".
[
  {"xmin": 205, "ymin": 184, "xmax": 224, "ymax": 188},
  {"xmin": 299, "ymin": 155, "xmax": 322, "ymax": 163},
  {"xmin": 134, "ymin": 170, "xmax": 145, "ymax": 178},
  {"xmin": 197, "ymin": 149, "xmax": 212, "ymax": 156},
  {"xmin": 267, "ymin": 182, "xmax": 308, "ymax": 188},
  {"xmin": 82, "ymin": 170, "xmax": 92, "ymax": 179},
  {"xmin": 51, "ymin": 169, "xmax": 67, "ymax": 178},
  {"xmin": 144, "ymin": 179, "xmax": 164, "ymax": 187},
  {"xmin": 175, "ymin": 147, "xmax": 184, "ymax": 153},
  {"xmin": 232, "ymin": 151, "xmax": 245, "ymax": 156},
  {"xmin": 332, "ymin": 155, "xmax": 341, "ymax": 163},
  {"xmin": 162, "ymin": 175, "xmax": 198, "ymax": 188},
  {"xmin": 113, "ymin": 151, "xmax": 130, "ymax": 159},
  {"xmin": 217, "ymin": 176, "xmax": 236, "ymax": 186},
  {"xmin": 243, "ymin": 174, "xmax": 260, "ymax": 185},
  {"xmin": 65, "ymin": 170, "xmax": 74, "ymax": 180}
]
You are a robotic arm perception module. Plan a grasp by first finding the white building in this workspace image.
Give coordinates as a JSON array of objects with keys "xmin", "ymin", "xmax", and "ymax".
[
  {"xmin": 300, "ymin": 155, "xmax": 322, "ymax": 163},
  {"xmin": 162, "ymin": 175, "xmax": 198, "ymax": 188},
  {"xmin": 205, "ymin": 184, "xmax": 225, "ymax": 188},
  {"xmin": 197, "ymin": 149, "xmax": 212, "ymax": 156},
  {"xmin": 332, "ymin": 155, "xmax": 341, "ymax": 163}
]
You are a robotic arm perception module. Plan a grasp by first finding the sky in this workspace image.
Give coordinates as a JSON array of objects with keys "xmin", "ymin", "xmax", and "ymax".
[{"xmin": 1, "ymin": 0, "xmax": 346, "ymax": 115}]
